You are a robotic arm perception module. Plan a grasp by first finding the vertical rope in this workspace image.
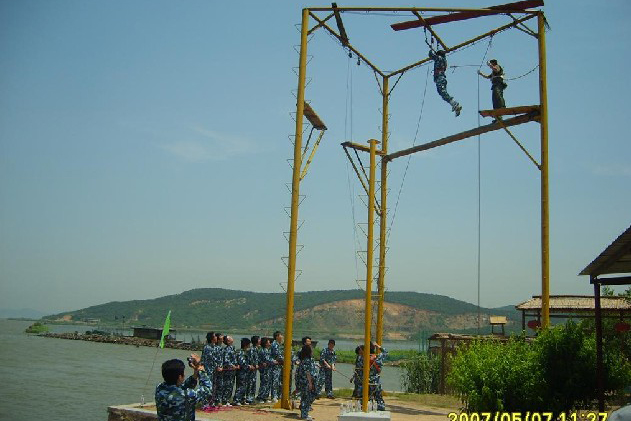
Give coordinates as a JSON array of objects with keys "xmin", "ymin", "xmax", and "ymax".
[
  {"xmin": 345, "ymin": 53, "xmax": 361, "ymax": 284},
  {"xmin": 476, "ymin": 37, "xmax": 493, "ymax": 335},
  {"xmin": 141, "ymin": 345, "xmax": 161, "ymax": 406}
]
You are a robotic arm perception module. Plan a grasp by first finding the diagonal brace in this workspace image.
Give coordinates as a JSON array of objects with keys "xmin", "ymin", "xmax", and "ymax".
[
  {"xmin": 300, "ymin": 129, "xmax": 326, "ymax": 180},
  {"xmin": 495, "ymin": 116, "xmax": 541, "ymax": 169}
]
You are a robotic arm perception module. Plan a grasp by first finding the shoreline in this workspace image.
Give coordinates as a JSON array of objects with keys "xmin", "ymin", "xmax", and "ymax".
[{"xmin": 39, "ymin": 332, "xmax": 202, "ymax": 350}]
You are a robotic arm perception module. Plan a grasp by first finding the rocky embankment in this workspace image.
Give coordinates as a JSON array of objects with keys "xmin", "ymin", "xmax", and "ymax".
[{"xmin": 40, "ymin": 332, "xmax": 203, "ymax": 351}]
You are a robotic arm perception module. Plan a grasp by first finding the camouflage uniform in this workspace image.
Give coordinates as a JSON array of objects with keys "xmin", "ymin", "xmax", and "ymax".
[
  {"xmin": 317, "ymin": 347, "xmax": 336, "ymax": 397},
  {"xmin": 353, "ymin": 349, "xmax": 388, "ymax": 410},
  {"xmin": 155, "ymin": 371, "xmax": 212, "ymax": 421},
  {"xmin": 296, "ymin": 357, "xmax": 318, "ymax": 419},
  {"xmin": 221, "ymin": 344, "xmax": 237, "ymax": 404},
  {"xmin": 200, "ymin": 344, "xmax": 215, "ymax": 405},
  {"xmin": 211, "ymin": 344, "xmax": 223, "ymax": 405},
  {"xmin": 270, "ymin": 339, "xmax": 283, "ymax": 400},
  {"xmin": 245, "ymin": 346, "xmax": 259, "ymax": 403},
  {"xmin": 231, "ymin": 349, "xmax": 248, "ymax": 404},
  {"xmin": 352, "ymin": 353, "xmax": 362, "ymax": 398},
  {"xmin": 429, "ymin": 49, "xmax": 461, "ymax": 114},
  {"xmin": 256, "ymin": 346, "xmax": 273, "ymax": 401}
]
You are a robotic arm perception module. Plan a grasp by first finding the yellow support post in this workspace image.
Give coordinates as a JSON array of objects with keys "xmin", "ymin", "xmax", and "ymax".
[
  {"xmin": 281, "ymin": 8, "xmax": 309, "ymax": 410},
  {"xmin": 376, "ymin": 77, "xmax": 389, "ymax": 347},
  {"xmin": 362, "ymin": 139, "xmax": 379, "ymax": 412},
  {"xmin": 537, "ymin": 12, "xmax": 550, "ymax": 329}
]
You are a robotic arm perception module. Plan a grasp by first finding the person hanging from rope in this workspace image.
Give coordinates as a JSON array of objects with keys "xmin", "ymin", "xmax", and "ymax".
[
  {"xmin": 428, "ymin": 42, "xmax": 462, "ymax": 117},
  {"xmin": 478, "ymin": 59, "xmax": 508, "ymax": 109}
]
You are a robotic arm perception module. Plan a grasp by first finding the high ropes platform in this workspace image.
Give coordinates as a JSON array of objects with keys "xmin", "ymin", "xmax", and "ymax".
[{"xmin": 281, "ymin": 1, "xmax": 548, "ymax": 412}]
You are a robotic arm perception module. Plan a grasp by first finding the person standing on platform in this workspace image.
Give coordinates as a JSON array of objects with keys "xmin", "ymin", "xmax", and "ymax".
[
  {"xmin": 478, "ymin": 59, "xmax": 507, "ymax": 109},
  {"xmin": 200, "ymin": 332, "xmax": 215, "ymax": 406},
  {"xmin": 256, "ymin": 337, "xmax": 274, "ymax": 402},
  {"xmin": 317, "ymin": 339, "xmax": 337, "ymax": 398},
  {"xmin": 270, "ymin": 331, "xmax": 284, "ymax": 402},
  {"xmin": 221, "ymin": 335, "xmax": 237, "ymax": 406},
  {"xmin": 232, "ymin": 337, "xmax": 251, "ymax": 405},
  {"xmin": 211, "ymin": 332, "xmax": 224, "ymax": 406},
  {"xmin": 246, "ymin": 335, "xmax": 260, "ymax": 404},
  {"xmin": 296, "ymin": 345, "xmax": 318, "ymax": 421},
  {"xmin": 368, "ymin": 342, "xmax": 388, "ymax": 411}
]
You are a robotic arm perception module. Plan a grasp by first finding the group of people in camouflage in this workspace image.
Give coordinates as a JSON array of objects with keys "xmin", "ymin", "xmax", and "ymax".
[
  {"xmin": 198, "ymin": 330, "xmax": 286, "ymax": 406},
  {"xmin": 154, "ymin": 332, "xmax": 387, "ymax": 421}
]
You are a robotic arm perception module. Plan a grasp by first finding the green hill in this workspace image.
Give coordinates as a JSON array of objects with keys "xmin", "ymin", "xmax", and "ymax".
[{"xmin": 43, "ymin": 288, "xmax": 521, "ymax": 338}]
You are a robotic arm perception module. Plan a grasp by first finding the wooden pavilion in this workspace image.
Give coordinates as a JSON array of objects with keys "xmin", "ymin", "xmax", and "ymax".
[
  {"xmin": 579, "ymin": 224, "xmax": 631, "ymax": 411},
  {"xmin": 515, "ymin": 295, "xmax": 631, "ymax": 331}
]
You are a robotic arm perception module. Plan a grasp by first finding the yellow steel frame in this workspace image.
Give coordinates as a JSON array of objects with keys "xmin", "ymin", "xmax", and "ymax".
[{"xmin": 283, "ymin": 5, "xmax": 549, "ymax": 411}]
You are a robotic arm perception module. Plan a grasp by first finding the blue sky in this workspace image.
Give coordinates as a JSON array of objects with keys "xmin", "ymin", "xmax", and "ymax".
[{"xmin": 1, "ymin": 0, "xmax": 630, "ymax": 314}]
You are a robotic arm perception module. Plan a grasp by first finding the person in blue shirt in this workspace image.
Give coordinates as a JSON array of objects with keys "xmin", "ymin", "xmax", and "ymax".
[
  {"xmin": 155, "ymin": 353, "xmax": 211, "ymax": 421},
  {"xmin": 220, "ymin": 335, "xmax": 237, "ymax": 405},
  {"xmin": 429, "ymin": 48, "xmax": 462, "ymax": 116},
  {"xmin": 296, "ymin": 344, "xmax": 318, "ymax": 420},
  {"xmin": 232, "ymin": 337, "xmax": 252, "ymax": 405},
  {"xmin": 246, "ymin": 335, "xmax": 260, "ymax": 404},
  {"xmin": 317, "ymin": 339, "xmax": 337, "ymax": 398},
  {"xmin": 270, "ymin": 331, "xmax": 284, "ymax": 402},
  {"xmin": 256, "ymin": 337, "xmax": 274, "ymax": 402}
]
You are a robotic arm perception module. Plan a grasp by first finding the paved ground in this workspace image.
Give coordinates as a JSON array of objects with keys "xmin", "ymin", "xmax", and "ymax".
[{"xmin": 190, "ymin": 397, "xmax": 457, "ymax": 420}]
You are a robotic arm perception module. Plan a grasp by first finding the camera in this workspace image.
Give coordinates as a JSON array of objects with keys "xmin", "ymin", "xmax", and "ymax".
[{"xmin": 187, "ymin": 356, "xmax": 196, "ymax": 366}]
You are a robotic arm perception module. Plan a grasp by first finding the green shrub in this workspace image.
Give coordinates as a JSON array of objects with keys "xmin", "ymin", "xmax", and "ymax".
[
  {"xmin": 401, "ymin": 352, "xmax": 440, "ymax": 394},
  {"xmin": 447, "ymin": 336, "xmax": 540, "ymax": 412},
  {"xmin": 447, "ymin": 321, "xmax": 631, "ymax": 415}
]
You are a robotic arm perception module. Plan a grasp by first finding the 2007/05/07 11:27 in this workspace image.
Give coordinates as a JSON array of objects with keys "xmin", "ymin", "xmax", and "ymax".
[{"xmin": 448, "ymin": 412, "xmax": 608, "ymax": 421}]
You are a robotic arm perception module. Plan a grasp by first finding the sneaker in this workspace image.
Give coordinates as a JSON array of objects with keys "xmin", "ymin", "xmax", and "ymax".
[
  {"xmin": 224, "ymin": 402, "xmax": 231, "ymax": 407},
  {"xmin": 454, "ymin": 104, "xmax": 462, "ymax": 117},
  {"xmin": 272, "ymin": 398, "xmax": 278, "ymax": 403},
  {"xmin": 232, "ymin": 402, "xmax": 241, "ymax": 406},
  {"xmin": 327, "ymin": 395, "xmax": 334, "ymax": 399}
]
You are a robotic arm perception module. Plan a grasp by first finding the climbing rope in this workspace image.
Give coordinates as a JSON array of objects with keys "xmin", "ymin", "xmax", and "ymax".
[
  {"xmin": 386, "ymin": 66, "xmax": 430, "ymax": 245},
  {"xmin": 344, "ymin": 51, "xmax": 362, "ymax": 286},
  {"xmin": 475, "ymin": 37, "xmax": 493, "ymax": 335}
]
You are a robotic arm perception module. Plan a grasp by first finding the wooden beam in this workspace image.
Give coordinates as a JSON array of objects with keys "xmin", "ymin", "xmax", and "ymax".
[
  {"xmin": 391, "ymin": 0, "xmax": 544, "ymax": 31},
  {"xmin": 331, "ymin": 3, "xmax": 349, "ymax": 47},
  {"xmin": 479, "ymin": 105, "xmax": 540, "ymax": 117},
  {"xmin": 303, "ymin": 102, "xmax": 327, "ymax": 130},
  {"xmin": 591, "ymin": 276, "xmax": 631, "ymax": 286},
  {"xmin": 386, "ymin": 112, "xmax": 539, "ymax": 161},
  {"xmin": 341, "ymin": 141, "xmax": 386, "ymax": 156}
]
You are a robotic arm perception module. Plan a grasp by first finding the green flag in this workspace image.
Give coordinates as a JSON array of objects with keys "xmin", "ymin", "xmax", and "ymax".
[{"xmin": 159, "ymin": 310, "xmax": 171, "ymax": 349}]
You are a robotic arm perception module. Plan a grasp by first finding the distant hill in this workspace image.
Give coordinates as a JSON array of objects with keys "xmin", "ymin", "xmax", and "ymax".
[{"xmin": 43, "ymin": 288, "xmax": 521, "ymax": 339}]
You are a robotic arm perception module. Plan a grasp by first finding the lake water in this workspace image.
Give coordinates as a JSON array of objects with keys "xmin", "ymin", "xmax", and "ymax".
[{"xmin": 0, "ymin": 319, "xmax": 407, "ymax": 420}]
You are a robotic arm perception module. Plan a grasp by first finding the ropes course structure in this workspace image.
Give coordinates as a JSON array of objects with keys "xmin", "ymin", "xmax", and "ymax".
[{"xmin": 281, "ymin": 2, "xmax": 549, "ymax": 412}]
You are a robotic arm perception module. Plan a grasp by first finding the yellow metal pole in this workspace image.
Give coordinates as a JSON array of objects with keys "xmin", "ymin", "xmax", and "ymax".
[
  {"xmin": 376, "ymin": 77, "xmax": 389, "ymax": 347},
  {"xmin": 362, "ymin": 139, "xmax": 379, "ymax": 412},
  {"xmin": 281, "ymin": 8, "xmax": 309, "ymax": 410},
  {"xmin": 537, "ymin": 12, "xmax": 550, "ymax": 329}
]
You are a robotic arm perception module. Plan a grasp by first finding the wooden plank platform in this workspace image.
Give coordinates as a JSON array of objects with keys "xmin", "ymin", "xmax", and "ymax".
[
  {"xmin": 303, "ymin": 102, "xmax": 327, "ymax": 130},
  {"xmin": 479, "ymin": 105, "xmax": 540, "ymax": 118},
  {"xmin": 386, "ymin": 112, "xmax": 539, "ymax": 161}
]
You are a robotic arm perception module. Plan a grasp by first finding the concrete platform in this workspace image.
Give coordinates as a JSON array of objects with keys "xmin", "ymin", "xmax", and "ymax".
[{"xmin": 339, "ymin": 410, "xmax": 392, "ymax": 420}]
